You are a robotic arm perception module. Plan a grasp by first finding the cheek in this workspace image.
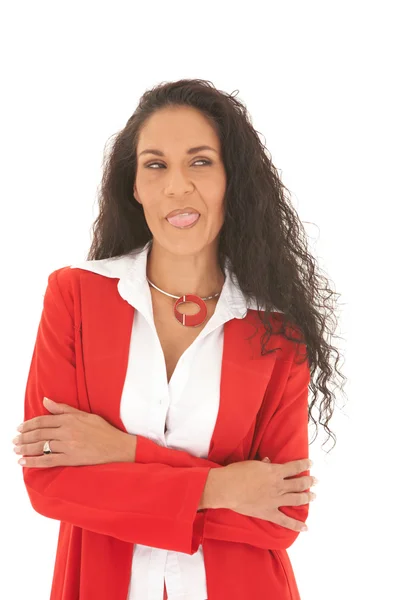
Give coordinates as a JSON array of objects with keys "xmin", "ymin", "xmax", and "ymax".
[
  {"xmin": 138, "ymin": 203, "xmax": 164, "ymax": 237},
  {"xmin": 210, "ymin": 180, "xmax": 226, "ymax": 221},
  {"xmin": 204, "ymin": 200, "xmax": 225, "ymax": 234},
  {"xmin": 209, "ymin": 191, "xmax": 226, "ymax": 217},
  {"xmin": 215, "ymin": 201, "xmax": 225, "ymax": 221},
  {"xmin": 140, "ymin": 198, "xmax": 161, "ymax": 220}
]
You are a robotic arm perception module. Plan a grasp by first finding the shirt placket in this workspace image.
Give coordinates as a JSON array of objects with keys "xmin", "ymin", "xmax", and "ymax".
[{"xmin": 147, "ymin": 548, "xmax": 168, "ymax": 600}]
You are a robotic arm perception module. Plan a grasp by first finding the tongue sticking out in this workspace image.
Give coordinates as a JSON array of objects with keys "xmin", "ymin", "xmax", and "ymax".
[{"xmin": 167, "ymin": 213, "xmax": 200, "ymax": 227}]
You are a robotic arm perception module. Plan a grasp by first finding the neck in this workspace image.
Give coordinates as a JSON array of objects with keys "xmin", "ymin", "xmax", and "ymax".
[{"xmin": 146, "ymin": 239, "xmax": 225, "ymax": 299}]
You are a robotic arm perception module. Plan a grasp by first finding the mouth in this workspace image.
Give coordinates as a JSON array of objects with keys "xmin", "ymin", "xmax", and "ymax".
[{"xmin": 166, "ymin": 211, "xmax": 200, "ymax": 229}]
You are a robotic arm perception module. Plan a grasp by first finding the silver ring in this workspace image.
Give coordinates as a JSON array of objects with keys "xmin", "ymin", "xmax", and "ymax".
[{"xmin": 43, "ymin": 440, "xmax": 52, "ymax": 454}]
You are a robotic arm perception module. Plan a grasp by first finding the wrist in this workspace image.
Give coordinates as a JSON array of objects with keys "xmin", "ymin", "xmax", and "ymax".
[
  {"xmin": 120, "ymin": 433, "xmax": 137, "ymax": 462},
  {"xmin": 198, "ymin": 466, "xmax": 230, "ymax": 510}
]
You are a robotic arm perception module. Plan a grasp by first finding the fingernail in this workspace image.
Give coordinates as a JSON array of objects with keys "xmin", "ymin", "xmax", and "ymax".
[
  {"xmin": 301, "ymin": 525, "xmax": 308, "ymax": 532},
  {"xmin": 17, "ymin": 424, "xmax": 23, "ymax": 432},
  {"xmin": 18, "ymin": 459, "xmax": 26, "ymax": 465}
]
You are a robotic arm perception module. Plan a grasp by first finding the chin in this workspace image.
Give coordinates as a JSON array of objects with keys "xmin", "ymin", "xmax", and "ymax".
[
  {"xmin": 150, "ymin": 220, "xmax": 221, "ymax": 256},
  {"xmin": 165, "ymin": 239, "xmax": 207, "ymax": 256},
  {"xmin": 152, "ymin": 232, "xmax": 209, "ymax": 257}
]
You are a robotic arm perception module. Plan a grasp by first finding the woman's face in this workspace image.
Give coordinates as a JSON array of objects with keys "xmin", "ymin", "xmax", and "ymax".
[{"xmin": 134, "ymin": 105, "xmax": 227, "ymax": 256}]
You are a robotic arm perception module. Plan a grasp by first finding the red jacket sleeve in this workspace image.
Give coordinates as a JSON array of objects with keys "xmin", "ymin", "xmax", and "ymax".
[
  {"xmin": 135, "ymin": 348, "xmax": 311, "ymax": 550},
  {"xmin": 21, "ymin": 270, "xmax": 212, "ymax": 554}
]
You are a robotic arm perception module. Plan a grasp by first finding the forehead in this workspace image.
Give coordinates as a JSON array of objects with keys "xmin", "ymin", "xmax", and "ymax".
[{"xmin": 137, "ymin": 106, "xmax": 220, "ymax": 151}]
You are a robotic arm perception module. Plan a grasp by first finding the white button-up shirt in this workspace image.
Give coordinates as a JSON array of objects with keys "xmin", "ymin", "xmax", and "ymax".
[{"xmin": 70, "ymin": 241, "xmax": 272, "ymax": 600}]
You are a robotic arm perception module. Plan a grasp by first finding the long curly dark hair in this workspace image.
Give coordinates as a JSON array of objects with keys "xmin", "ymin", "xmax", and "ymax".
[{"xmin": 87, "ymin": 78, "xmax": 347, "ymax": 453}]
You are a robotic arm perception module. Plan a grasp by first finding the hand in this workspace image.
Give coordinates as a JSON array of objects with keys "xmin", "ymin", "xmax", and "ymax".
[
  {"xmin": 220, "ymin": 456, "xmax": 316, "ymax": 532},
  {"xmin": 12, "ymin": 397, "xmax": 135, "ymax": 467}
]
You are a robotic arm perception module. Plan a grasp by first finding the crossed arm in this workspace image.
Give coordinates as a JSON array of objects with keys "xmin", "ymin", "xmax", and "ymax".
[{"xmin": 21, "ymin": 269, "xmax": 310, "ymax": 554}]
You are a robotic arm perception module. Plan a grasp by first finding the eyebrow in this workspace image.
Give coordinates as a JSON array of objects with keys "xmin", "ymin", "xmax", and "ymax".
[{"xmin": 138, "ymin": 145, "xmax": 218, "ymax": 158}]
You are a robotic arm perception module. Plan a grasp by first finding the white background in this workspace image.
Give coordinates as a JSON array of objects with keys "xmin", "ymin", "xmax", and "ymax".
[{"xmin": 1, "ymin": 1, "xmax": 398, "ymax": 598}]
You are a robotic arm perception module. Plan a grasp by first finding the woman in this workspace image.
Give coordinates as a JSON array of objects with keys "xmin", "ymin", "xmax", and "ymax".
[{"xmin": 14, "ymin": 79, "xmax": 345, "ymax": 599}]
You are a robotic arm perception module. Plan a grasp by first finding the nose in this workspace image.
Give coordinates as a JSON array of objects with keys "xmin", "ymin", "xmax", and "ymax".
[{"xmin": 164, "ymin": 169, "xmax": 195, "ymax": 196}]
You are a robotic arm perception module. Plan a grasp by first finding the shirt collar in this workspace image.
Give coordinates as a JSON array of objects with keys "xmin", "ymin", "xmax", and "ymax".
[
  {"xmin": 70, "ymin": 240, "xmax": 281, "ymax": 324},
  {"xmin": 125, "ymin": 241, "xmax": 250, "ymax": 322}
]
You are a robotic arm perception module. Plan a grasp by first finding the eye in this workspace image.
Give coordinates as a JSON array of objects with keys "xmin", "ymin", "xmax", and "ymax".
[{"xmin": 145, "ymin": 159, "xmax": 212, "ymax": 169}]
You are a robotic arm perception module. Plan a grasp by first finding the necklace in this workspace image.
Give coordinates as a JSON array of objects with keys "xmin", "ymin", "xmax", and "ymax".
[{"xmin": 146, "ymin": 277, "xmax": 222, "ymax": 327}]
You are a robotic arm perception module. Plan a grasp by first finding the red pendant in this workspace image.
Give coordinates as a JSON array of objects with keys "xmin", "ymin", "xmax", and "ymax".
[{"xmin": 174, "ymin": 294, "xmax": 208, "ymax": 327}]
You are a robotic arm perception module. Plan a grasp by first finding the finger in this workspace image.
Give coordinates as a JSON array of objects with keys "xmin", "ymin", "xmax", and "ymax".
[
  {"xmin": 18, "ymin": 414, "xmax": 63, "ymax": 434},
  {"xmin": 261, "ymin": 457, "xmax": 271, "ymax": 462},
  {"xmin": 282, "ymin": 474, "xmax": 314, "ymax": 493},
  {"xmin": 259, "ymin": 509, "xmax": 308, "ymax": 532},
  {"xmin": 280, "ymin": 458, "xmax": 311, "ymax": 478},
  {"xmin": 15, "ymin": 439, "xmax": 64, "ymax": 457},
  {"xmin": 16, "ymin": 427, "xmax": 64, "ymax": 447},
  {"xmin": 274, "ymin": 512, "xmax": 308, "ymax": 532},
  {"xmin": 18, "ymin": 452, "xmax": 64, "ymax": 468},
  {"xmin": 279, "ymin": 491, "xmax": 315, "ymax": 507}
]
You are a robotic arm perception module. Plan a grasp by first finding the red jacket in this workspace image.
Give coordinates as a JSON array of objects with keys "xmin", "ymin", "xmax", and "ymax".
[{"xmin": 21, "ymin": 266, "xmax": 311, "ymax": 600}]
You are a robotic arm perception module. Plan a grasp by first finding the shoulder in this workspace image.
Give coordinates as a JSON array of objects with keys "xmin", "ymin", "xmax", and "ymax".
[
  {"xmin": 44, "ymin": 256, "xmax": 126, "ymax": 319},
  {"xmin": 46, "ymin": 265, "xmax": 97, "ymax": 300},
  {"xmin": 44, "ymin": 251, "xmax": 141, "ymax": 316},
  {"xmin": 48, "ymin": 253, "xmax": 134, "ymax": 294}
]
